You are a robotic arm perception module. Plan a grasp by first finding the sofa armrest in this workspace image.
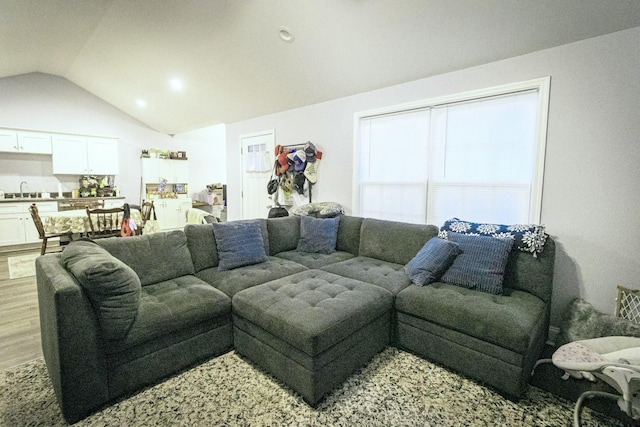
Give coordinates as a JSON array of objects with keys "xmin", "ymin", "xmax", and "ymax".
[{"xmin": 36, "ymin": 254, "xmax": 109, "ymax": 423}]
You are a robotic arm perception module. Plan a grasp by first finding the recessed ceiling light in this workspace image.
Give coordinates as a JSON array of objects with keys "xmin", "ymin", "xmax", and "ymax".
[
  {"xmin": 278, "ymin": 26, "xmax": 295, "ymax": 43},
  {"xmin": 170, "ymin": 78, "xmax": 184, "ymax": 91},
  {"xmin": 136, "ymin": 99, "xmax": 147, "ymax": 108}
]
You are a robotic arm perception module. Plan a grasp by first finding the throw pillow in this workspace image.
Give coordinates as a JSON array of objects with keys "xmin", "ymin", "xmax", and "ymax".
[
  {"xmin": 439, "ymin": 217, "xmax": 547, "ymax": 255},
  {"xmin": 213, "ymin": 220, "xmax": 269, "ymax": 271},
  {"xmin": 297, "ymin": 215, "xmax": 340, "ymax": 254},
  {"xmin": 440, "ymin": 232, "xmax": 514, "ymax": 295},
  {"xmin": 405, "ymin": 237, "xmax": 460, "ymax": 286},
  {"xmin": 61, "ymin": 240, "xmax": 141, "ymax": 340}
]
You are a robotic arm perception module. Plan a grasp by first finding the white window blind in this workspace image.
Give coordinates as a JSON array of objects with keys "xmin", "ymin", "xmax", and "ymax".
[
  {"xmin": 359, "ymin": 109, "xmax": 430, "ymax": 223},
  {"xmin": 355, "ymin": 79, "xmax": 549, "ymax": 226},
  {"xmin": 428, "ymin": 91, "xmax": 539, "ymax": 226}
]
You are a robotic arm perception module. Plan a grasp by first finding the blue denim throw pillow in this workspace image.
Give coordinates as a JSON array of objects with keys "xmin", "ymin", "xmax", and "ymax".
[
  {"xmin": 439, "ymin": 232, "xmax": 514, "ymax": 295},
  {"xmin": 405, "ymin": 237, "xmax": 460, "ymax": 286},
  {"xmin": 213, "ymin": 220, "xmax": 268, "ymax": 271},
  {"xmin": 297, "ymin": 215, "xmax": 340, "ymax": 254}
]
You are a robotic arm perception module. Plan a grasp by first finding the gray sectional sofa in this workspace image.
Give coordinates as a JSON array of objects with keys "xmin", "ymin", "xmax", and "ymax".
[{"xmin": 35, "ymin": 214, "xmax": 555, "ymax": 423}]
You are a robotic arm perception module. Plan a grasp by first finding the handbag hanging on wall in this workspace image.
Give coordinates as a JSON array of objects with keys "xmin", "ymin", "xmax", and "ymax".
[{"xmin": 267, "ymin": 162, "xmax": 278, "ymax": 195}]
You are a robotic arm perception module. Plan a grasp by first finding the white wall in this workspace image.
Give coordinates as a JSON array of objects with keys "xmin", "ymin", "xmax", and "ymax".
[
  {"xmin": 0, "ymin": 72, "xmax": 176, "ymax": 203},
  {"xmin": 226, "ymin": 27, "xmax": 640, "ymax": 327},
  {"xmin": 173, "ymin": 124, "xmax": 227, "ymax": 201}
]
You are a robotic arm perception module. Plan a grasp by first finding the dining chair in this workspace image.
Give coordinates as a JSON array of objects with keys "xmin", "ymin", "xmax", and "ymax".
[
  {"xmin": 86, "ymin": 206, "xmax": 124, "ymax": 239},
  {"xmin": 138, "ymin": 200, "xmax": 156, "ymax": 234},
  {"xmin": 29, "ymin": 203, "xmax": 74, "ymax": 255}
]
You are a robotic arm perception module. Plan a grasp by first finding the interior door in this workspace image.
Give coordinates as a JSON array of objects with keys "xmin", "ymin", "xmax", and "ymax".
[{"xmin": 241, "ymin": 130, "xmax": 275, "ymax": 219}]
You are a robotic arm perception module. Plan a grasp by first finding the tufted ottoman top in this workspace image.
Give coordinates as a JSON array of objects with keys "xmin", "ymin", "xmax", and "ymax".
[{"xmin": 233, "ymin": 269, "xmax": 393, "ymax": 357}]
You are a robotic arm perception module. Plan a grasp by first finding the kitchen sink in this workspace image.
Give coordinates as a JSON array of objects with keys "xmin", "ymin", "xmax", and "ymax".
[{"xmin": 3, "ymin": 193, "xmax": 40, "ymax": 200}]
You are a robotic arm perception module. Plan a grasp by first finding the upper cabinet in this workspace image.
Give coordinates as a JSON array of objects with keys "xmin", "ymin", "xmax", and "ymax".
[
  {"xmin": 0, "ymin": 129, "xmax": 52, "ymax": 154},
  {"xmin": 141, "ymin": 158, "xmax": 189, "ymax": 183},
  {"xmin": 52, "ymin": 135, "xmax": 119, "ymax": 175}
]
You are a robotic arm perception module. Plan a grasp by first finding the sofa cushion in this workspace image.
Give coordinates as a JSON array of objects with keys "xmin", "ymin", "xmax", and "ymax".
[
  {"xmin": 267, "ymin": 215, "xmax": 300, "ymax": 255},
  {"xmin": 321, "ymin": 256, "xmax": 412, "ymax": 296},
  {"xmin": 104, "ymin": 275, "xmax": 231, "ymax": 351},
  {"xmin": 359, "ymin": 218, "xmax": 439, "ymax": 265},
  {"xmin": 196, "ymin": 256, "xmax": 308, "ymax": 298},
  {"xmin": 440, "ymin": 232, "xmax": 514, "ymax": 295},
  {"xmin": 61, "ymin": 240, "xmax": 140, "ymax": 340},
  {"xmin": 97, "ymin": 230, "xmax": 194, "ymax": 286},
  {"xmin": 405, "ymin": 237, "xmax": 460, "ymax": 286},
  {"xmin": 186, "ymin": 220, "xmax": 271, "ymax": 272},
  {"xmin": 335, "ymin": 215, "xmax": 363, "ymax": 255},
  {"xmin": 184, "ymin": 223, "xmax": 219, "ymax": 272},
  {"xmin": 213, "ymin": 220, "xmax": 269, "ymax": 271},
  {"xmin": 275, "ymin": 250, "xmax": 354, "ymax": 269},
  {"xmin": 502, "ymin": 237, "xmax": 556, "ymax": 303},
  {"xmin": 297, "ymin": 216, "xmax": 340, "ymax": 254},
  {"xmin": 395, "ymin": 283, "xmax": 547, "ymax": 354},
  {"xmin": 440, "ymin": 217, "xmax": 547, "ymax": 256}
]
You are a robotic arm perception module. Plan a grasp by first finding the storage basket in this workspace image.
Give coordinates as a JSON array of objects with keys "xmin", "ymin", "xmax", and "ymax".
[{"xmin": 616, "ymin": 285, "xmax": 640, "ymax": 324}]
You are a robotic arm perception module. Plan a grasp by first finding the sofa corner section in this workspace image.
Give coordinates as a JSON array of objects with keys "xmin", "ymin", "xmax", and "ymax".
[{"xmin": 35, "ymin": 254, "xmax": 110, "ymax": 423}]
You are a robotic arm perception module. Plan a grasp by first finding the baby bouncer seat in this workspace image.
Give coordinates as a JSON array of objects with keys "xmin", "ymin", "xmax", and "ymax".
[{"xmin": 552, "ymin": 336, "xmax": 640, "ymax": 426}]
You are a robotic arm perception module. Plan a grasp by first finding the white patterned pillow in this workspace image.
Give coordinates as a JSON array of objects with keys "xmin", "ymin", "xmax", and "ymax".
[
  {"xmin": 439, "ymin": 217, "xmax": 547, "ymax": 255},
  {"xmin": 290, "ymin": 202, "xmax": 344, "ymax": 218}
]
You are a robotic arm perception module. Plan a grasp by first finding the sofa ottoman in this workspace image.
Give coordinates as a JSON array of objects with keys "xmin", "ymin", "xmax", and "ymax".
[{"xmin": 232, "ymin": 269, "xmax": 393, "ymax": 405}]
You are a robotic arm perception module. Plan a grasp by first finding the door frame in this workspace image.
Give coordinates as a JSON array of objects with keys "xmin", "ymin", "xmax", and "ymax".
[{"xmin": 240, "ymin": 129, "xmax": 275, "ymax": 219}]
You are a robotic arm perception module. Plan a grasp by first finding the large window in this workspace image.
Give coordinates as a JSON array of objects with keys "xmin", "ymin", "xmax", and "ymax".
[{"xmin": 355, "ymin": 78, "xmax": 550, "ymax": 226}]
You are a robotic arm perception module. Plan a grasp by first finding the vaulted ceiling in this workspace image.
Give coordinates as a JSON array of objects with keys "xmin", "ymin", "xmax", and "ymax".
[{"xmin": 2, "ymin": 0, "xmax": 640, "ymax": 134}]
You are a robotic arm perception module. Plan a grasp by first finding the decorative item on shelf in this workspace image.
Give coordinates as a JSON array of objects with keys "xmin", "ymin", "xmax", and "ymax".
[
  {"xmin": 141, "ymin": 149, "xmax": 150, "ymax": 158},
  {"xmin": 205, "ymin": 183, "xmax": 224, "ymax": 205},
  {"xmin": 157, "ymin": 178, "xmax": 167, "ymax": 193}
]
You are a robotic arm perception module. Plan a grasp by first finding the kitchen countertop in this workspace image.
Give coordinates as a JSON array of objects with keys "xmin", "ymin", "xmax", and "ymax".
[{"xmin": 0, "ymin": 196, "xmax": 125, "ymax": 203}]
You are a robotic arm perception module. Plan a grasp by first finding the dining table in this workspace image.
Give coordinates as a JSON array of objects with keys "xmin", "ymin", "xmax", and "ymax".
[{"xmin": 43, "ymin": 208, "xmax": 142, "ymax": 234}]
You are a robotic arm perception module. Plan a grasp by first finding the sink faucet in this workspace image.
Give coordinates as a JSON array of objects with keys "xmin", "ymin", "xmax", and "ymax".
[{"xmin": 20, "ymin": 181, "xmax": 27, "ymax": 198}]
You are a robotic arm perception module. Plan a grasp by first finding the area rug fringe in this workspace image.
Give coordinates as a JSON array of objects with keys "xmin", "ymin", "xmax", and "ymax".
[{"xmin": 0, "ymin": 348, "xmax": 623, "ymax": 426}]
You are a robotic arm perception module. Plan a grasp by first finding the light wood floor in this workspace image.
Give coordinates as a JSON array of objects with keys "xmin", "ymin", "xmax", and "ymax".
[{"xmin": 0, "ymin": 244, "xmax": 45, "ymax": 371}]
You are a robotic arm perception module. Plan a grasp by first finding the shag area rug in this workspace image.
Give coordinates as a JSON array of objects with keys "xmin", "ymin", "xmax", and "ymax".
[
  {"xmin": 7, "ymin": 252, "xmax": 39, "ymax": 279},
  {"xmin": 0, "ymin": 348, "xmax": 624, "ymax": 426}
]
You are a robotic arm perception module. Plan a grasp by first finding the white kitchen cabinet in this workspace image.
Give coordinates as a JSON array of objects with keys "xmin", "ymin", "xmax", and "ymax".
[
  {"xmin": 0, "ymin": 130, "xmax": 52, "ymax": 154},
  {"xmin": 18, "ymin": 132, "xmax": 52, "ymax": 154},
  {"xmin": 0, "ymin": 129, "xmax": 17, "ymax": 153},
  {"xmin": 0, "ymin": 201, "xmax": 57, "ymax": 246},
  {"xmin": 52, "ymin": 135, "xmax": 119, "ymax": 175},
  {"xmin": 154, "ymin": 199, "xmax": 191, "ymax": 230},
  {"xmin": 141, "ymin": 158, "xmax": 189, "ymax": 183}
]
